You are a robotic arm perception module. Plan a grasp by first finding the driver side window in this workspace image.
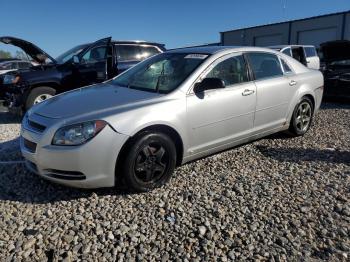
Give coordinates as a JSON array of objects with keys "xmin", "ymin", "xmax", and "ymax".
[
  {"xmin": 205, "ymin": 55, "xmax": 249, "ymax": 86},
  {"xmin": 82, "ymin": 46, "xmax": 107, "ymax": 64}
]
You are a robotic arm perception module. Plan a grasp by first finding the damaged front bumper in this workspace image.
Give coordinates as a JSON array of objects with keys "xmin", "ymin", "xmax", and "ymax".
[{"xmin": 2, "ymin": 82, "xmax": 29, "ymax": 113}]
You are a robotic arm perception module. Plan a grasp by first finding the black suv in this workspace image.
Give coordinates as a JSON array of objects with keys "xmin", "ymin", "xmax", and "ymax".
[{"xmin": 0, "ymin": 36, "xmax": 165, "ymax": 111}]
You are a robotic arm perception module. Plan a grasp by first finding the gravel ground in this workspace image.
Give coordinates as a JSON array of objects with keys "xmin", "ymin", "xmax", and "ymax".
[{"xmin": 0, "ymin": 103, "xmax": 349, "ymax": 261}]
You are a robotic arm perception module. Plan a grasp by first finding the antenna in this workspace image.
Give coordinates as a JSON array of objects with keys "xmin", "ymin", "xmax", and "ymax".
[{"xmin": 281, "ymin": 0, "xmax": 287, "ymax": 19}]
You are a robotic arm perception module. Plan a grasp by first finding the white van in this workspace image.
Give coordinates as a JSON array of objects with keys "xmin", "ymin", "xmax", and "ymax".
[{"xmin": 269, "ymin": 45, "xmax": 320, "ymax": 70}]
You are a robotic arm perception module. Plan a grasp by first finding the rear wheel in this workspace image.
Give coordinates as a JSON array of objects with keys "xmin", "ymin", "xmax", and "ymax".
[
  {"xmin": 121, "ymin": 132, "xmax": 176, "ymax": 192},
  {"xmin": 26, "ymin": 86, "xmax": 56, "ymax": 110},
  {"xmin": 289, "ymin": 97, "xmax": 314, "ymax": 136}
]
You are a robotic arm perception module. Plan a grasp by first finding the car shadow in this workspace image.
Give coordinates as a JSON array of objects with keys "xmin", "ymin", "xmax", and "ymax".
[
  {"xmin": 0, "ymin": 137, "xmax": 132, "ymax": 204},
  {"xmin": 0, "ymin": 162, "xmax": 132, "ymax": 204},
  {"xmin": 257, "ymin": 145, "xmax": 350, "ymax": 165},
  {"xmin": 0, "ymin": 137, "xmax": 22, "ymax": 162}
]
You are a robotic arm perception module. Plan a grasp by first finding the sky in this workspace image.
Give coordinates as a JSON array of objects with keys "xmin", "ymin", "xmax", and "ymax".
[{"xmin": 1, "ymin": 0, "xmax": 349, "ymax": 57}]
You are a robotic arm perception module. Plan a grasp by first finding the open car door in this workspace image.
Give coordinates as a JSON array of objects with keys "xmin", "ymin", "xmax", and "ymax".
[{"xmin": 75, "ymin": 37, "xmax": 112, "ymax": 87}]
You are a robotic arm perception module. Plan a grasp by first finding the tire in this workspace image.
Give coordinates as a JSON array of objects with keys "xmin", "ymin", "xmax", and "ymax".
[
  {"xmin": 25, "ymin": 86, "xmax": 56, "ymax": 110},
  {"xmin": 288, "ymin": 96, "xmax": 314, "ymax": 136},
  {"xmin": 121, "ymin": 132, "xmax": 177, "ymax": 192}
]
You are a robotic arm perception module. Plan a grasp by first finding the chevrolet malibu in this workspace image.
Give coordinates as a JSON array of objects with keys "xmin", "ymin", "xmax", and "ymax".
[{"xmin": 21, "ymin": 46, "xmax": 324, "ymax": 192}]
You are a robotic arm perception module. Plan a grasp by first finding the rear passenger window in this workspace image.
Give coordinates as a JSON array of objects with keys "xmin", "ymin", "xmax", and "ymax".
[
  {"xmin": 247, "ymin": 53, "xmax": 283, "ymax": 80},
  {"xmin": 116, "ymin": 45, "xmax": 140, "ymax": 62},
  {"xmin": 205, "ymin": 55, "xmax": 249, "ymax": 86},
  {"xmin": 304, "ymin": 47, "xmax": 317, "ymax": 57}
]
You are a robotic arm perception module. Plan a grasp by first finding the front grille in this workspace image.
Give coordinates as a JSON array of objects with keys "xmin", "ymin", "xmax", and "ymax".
[
  {"xmin": 27, "ymin": 119, "xmax": 46, "ymax": 132},
  {"xmin": 23, "ymin": 138, "xmax": 37, "ymax": 153},
  {"xmin": 44, "ymin": 169, "xmax": 86, "ymax": 180}
]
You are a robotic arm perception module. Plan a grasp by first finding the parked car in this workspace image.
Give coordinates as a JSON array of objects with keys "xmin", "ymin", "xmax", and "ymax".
[
  {"xmin": 320, "ymin": 40, "xmax": 350, "ymax": 101},
  {"xmin": 21, "ymin": 46, "xmax": 323, "ymax": 192},
  {"xmin": 0, "ymin": 36, "xmax": 165, "ymax": 111},
  {"xmin": 269, "ymin": 45, "xmax": 320, "ymax": 70},
  {"xmin": 0, "ymin": 60, "xmax": 33, "ymax": 75}
]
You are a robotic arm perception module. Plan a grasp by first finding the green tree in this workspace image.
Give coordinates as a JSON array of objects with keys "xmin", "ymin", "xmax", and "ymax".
[{"xmin": 0, "ymin": 50, "xmax": 12, "ymax": 59}]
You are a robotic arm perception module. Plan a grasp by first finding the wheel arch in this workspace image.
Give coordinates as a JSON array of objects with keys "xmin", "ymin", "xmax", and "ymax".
[
  {"xmin": 29, "ymin": 82, "xmax": 60, "ymax": 91},
  {"xmin": 115, "ymin": 124, "xmax": 184, "ymax": 183},
  {"xmin": 302, "ymin": 94, "xmax": 315, "ymax": 110}
]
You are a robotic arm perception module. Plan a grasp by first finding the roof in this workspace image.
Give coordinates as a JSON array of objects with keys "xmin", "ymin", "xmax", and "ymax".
[
  {"xmin": 166, "ymin": 46, "xmax": 239, "ymax": 54},
  {"xmin": 221, "ymin": 10, "xmax": 350, "ymax": 34},
  {"xmin": 166, "ymin": 46, "xmax": 286, "ymax": 56},
  {"xmin": 269, "ymin": 45, "xmax": 315, "ymax": 49}
]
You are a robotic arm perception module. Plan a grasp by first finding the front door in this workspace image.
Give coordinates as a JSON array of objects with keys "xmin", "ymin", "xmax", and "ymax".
[
  {"xmin": 186, "ymin": 53, "xmax": 256, "ymax": 154},
  {"xmin": 76, "ymin": 37, "xmax": 111, "ymax": 87}
]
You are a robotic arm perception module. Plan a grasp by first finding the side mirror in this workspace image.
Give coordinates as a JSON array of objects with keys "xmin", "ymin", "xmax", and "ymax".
[
  {"xmin": 72, "ymin": 55, "xmax": 80, "ymax": 64},
  {"xmin": 193, "ymin": 78, "xmax": 225, "ymax": 93}
]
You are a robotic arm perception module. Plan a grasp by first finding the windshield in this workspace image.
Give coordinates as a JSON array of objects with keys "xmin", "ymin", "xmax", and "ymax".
[
  {"xmin": 112, "ymin": 53, "xmax": 208, "ymax": 93},
  {"xmin": 55, "ymin": 44, "xmax": 88, "ymax": 64}
]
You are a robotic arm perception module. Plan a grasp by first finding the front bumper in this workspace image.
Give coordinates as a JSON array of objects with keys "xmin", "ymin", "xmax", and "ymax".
[{"xmin": 20, "ymin": 114, "xmax": 129, "ymax": 188}]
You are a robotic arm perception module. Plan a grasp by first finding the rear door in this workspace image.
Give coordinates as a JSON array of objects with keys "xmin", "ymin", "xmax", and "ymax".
[
  {"xmin": 76, "ymin": 37, "xmax": 111, "ymax": 87},
  {"xmin": 246, "ymin": 52, "xmax": 292, "ymax": 132}
]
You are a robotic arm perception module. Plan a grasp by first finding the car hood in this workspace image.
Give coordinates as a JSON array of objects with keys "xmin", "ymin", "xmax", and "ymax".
[
  {"xmin": 0, "ymin": 36, "xmax": 56, "ymax": 64},
  {"xmin": 321, "ymin": 40, "xmax": 350, "ymax": 62},
  {"xmin": 32, "ymin": 83, "xmax": 162, "ymax": 119}
]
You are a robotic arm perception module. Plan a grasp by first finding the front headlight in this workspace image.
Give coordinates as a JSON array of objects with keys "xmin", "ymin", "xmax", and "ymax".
[
  {"xmin": 52, "ymin": 120, "xmax": 107, "ymax": 146},
  {"xmin": 3, "ymin": 74, "xmax": 20, "ymax": 84}
]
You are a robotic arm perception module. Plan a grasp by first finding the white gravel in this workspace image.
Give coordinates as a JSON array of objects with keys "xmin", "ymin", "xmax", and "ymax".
[{"xmin": 0, "ymin": 103, "xmax": 349, "ymax": 261}]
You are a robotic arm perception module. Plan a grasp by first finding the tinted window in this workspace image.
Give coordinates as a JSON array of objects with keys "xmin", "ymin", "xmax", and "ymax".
[
  {"xmin": 304, "ymin": 47, "xmax": 317, "ymax": 57},
  {"xmin": 116, "ymin": 45, "xmax": 140, "ymax": 61},
  {"xmin": 82, "ymin": 46, "xmax": 107, "ymax": 63},
  {"xmin": 205, "ymin": 55, "xmax": 249, "ymax": 86},
  {"xmin": 247, "ymin": 53, "xmax": 283, "ymax": 80},
  {"xmin": 281, "ymin": 59, "xmax": 292, "ymax": 73},
  {"xmin": 282, "ymin": 48, "xmax": 292, "ymax": 57}
]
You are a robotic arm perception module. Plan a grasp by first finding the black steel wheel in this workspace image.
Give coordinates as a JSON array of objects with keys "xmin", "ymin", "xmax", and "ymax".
[{"xmin": 121, "ymin": 132, "xmax": 176, "ymax": 192}]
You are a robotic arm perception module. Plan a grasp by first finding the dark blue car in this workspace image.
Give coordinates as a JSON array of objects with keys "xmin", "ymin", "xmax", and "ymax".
[{"xmin": 0, "ymin": 36, "xmax": 165, "ymax": 111}]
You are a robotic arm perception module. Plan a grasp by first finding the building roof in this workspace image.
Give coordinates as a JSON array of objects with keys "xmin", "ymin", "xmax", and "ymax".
[{"xmin": 220, "ymin": 10, "xmax": 350, "ymax": 34}]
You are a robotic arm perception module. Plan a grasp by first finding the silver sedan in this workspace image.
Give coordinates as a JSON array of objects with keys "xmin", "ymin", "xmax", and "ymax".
[{"xmin": 20, "ymin": 46, "xmax": 324, "ymax": 191}]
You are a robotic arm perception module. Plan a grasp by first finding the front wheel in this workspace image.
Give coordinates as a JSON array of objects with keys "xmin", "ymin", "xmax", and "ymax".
[
  {"xmin": 289, "ymin": 97, "xmax": 314, "ymax": 136},
  {"xmin": 25, "ymin": 86, "xmax": 56, "ymax": 110},
  {"xmin": 121, "ymin": 132, "xmax": 177, "ymax": 192}
]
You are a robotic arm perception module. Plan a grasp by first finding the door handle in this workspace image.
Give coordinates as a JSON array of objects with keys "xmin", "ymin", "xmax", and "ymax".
[
  {"xmin": 242, "ymin": 89, "xmax": 255, "ymax": 96},
  {"xmin": 289, "ymin": 80, "xmax": 297, "ymax": 86}
]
